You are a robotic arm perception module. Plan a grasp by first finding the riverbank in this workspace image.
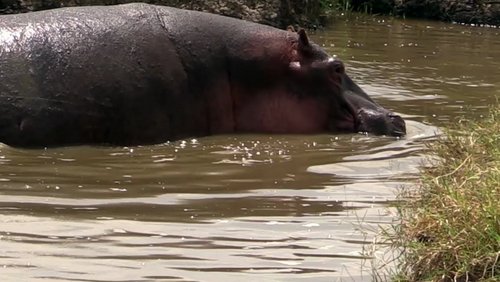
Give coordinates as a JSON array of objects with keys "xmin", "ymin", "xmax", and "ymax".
[
  {"xmin": 351, "ymin": 0, "xmax": 500, "ymax": 26},
  {"xmin": 0, "ymin": 0, "xmax": 333, "ymax": 28},
  {"xmin": 2, "ymin": 0, "xmax": 500, "ymax": 27},
  {"xmin": 390, "ymin": 105, "xmax": 500, "ymax": 281}
]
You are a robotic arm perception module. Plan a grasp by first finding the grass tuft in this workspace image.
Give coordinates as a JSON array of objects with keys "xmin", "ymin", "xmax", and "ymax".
[{"xmin": 390, "ymin": 104, "xmax": 500, "ymax": 281}]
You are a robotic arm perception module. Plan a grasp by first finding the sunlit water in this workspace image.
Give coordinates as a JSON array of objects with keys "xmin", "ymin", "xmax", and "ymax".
[{"xmin": 1, "ymin": 14, "xmax": 499, "ymax": 281}]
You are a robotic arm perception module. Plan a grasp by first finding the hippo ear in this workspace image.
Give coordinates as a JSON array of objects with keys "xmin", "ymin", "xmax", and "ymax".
[
  {"xmin": 297, "ymin": 29, "xmax": 310, "ymax": 47},
  {"xmin": 287, "ymin": 25, "xmax": 296, "ymax": 32}
]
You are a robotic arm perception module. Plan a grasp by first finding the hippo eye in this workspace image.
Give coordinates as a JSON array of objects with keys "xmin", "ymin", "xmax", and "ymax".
[{"xmin": 331, "ymin": 60, "xmax": 345, "ymax": 74}]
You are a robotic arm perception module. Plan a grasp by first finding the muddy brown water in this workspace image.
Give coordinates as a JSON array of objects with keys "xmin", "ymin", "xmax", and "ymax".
[{"xmin": 1, "ymin": 15, "xmax": 499, "ymax": 282}]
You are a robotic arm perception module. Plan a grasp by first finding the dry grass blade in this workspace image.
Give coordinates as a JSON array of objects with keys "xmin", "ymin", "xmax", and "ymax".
[{"xmin": 387, "ymin": 104, "xmax": 500, "ymax": 281}]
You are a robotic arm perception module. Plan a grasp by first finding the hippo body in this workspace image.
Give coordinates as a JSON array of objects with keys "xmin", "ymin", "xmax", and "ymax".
[{"xmin": 0, "ymin": 3, "xmax": 405, "ymax": 147}]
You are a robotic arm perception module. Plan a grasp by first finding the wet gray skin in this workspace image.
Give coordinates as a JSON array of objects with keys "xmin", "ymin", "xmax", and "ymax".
[{"xmin": 0, "ymin": 3, "xmax": 405, "ymax": 147}]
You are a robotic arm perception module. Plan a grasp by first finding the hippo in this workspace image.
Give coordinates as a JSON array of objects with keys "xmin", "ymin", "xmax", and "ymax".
[{"xmin": 0, "ymin": 3, "xmax": 405, "ymax": 148}]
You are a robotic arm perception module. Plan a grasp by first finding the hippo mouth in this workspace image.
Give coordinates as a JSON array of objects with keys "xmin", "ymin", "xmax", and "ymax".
[{"xmin": 355, "ymin": 108, "xmax": 406, "ymax": 137}]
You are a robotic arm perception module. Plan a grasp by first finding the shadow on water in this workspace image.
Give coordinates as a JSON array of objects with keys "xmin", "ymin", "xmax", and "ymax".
[{"xmin": 0, "ymin": 14, "xmax": 498, "ymax": 282}]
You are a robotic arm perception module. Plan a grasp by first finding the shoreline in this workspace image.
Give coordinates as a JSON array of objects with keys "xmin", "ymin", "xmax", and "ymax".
[
  {"xmin": 350, "ymin": 0, "xmax": 500, "ymax": 26},
  {"xmin": 2, "ymin": 0, "xmax": 500, "ymax": 29},
  {"xmin": 387, "ymin": 104, "xmax": 499, "ymax": 281},
  {"xmin": 0, "ymin": 0, "xmax": 324, "ymax": 29}
]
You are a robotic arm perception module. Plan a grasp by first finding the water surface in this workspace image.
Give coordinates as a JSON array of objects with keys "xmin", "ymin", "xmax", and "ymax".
[{"xmin": 0, "ymin": 14, "xmax": 499, "ymax": 281}]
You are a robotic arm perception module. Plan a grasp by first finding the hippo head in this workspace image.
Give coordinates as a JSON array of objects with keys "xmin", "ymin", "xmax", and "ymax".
[
  {"xmin": 288, "ymin": 30, "xmax": 406, "ymax": 137},
  {"xmin": 332, "ymin": 59, "xmax": 406, "ymax": 136}
]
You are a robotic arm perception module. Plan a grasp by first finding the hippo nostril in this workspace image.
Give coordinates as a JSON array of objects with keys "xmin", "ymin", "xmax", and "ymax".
[{"xmin": 382, "ymin": 113, "xmax": 406, "ymax": 136}]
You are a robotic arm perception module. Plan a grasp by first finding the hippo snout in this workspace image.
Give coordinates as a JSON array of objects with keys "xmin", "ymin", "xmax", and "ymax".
[
  {"xmin": 357, "ymin": 109, "xmax": 406, "ymax": 137},
  {"xmin": 388, "ymin": 113, "xmax": 406, "ymax": 137}
]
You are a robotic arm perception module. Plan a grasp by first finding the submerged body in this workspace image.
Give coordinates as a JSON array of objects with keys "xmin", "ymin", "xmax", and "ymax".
[{"xmin": 0, "ymin": 3, "xmax": 405, "ymax": 147}]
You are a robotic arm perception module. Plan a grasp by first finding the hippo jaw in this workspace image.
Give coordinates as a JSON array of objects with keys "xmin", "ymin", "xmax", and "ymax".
[{"xmin": 355, "ymin": 108, "xmax": 406, "ymax": 137}]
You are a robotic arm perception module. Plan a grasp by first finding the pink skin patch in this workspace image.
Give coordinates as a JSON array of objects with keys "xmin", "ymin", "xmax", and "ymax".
[{"xmin": 233, "ymin": 87, "xmax": 329, "ymax": 134}]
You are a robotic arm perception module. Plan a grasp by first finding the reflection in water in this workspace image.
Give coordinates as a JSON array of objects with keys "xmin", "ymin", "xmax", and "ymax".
[{"xmin": 0, "ymin": 14, "xmax": 498, "ymax": 282}]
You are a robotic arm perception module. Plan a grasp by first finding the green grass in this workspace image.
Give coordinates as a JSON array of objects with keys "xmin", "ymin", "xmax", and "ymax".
[{"xmin": 389, "ymin": 105, "xmax": 500, "ymax": 281}]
